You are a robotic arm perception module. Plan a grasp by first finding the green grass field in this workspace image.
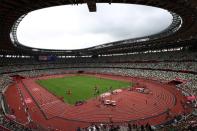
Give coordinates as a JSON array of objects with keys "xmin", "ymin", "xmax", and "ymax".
[{"xmin": 37, "ymin": 75, "xmax": 132, "ymax": 104}]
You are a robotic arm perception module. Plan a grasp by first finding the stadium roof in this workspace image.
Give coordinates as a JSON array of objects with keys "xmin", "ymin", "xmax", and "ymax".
[
  {"xmin": 0, "ymin": 0, "xmax": 197, "ymax": 55},
  {"xmin": 17, "ymin": 4, "xmax": 173, "ymax": 50}
]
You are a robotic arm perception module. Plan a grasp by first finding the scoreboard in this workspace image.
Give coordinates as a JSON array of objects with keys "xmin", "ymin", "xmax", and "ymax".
[{"xmin": 38, "ymin": 55, "xmax": 57, "ymax": 61}]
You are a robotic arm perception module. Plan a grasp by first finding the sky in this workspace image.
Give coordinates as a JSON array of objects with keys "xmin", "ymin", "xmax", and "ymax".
[{"xmin": 17, "ymin": 3, "xmax": 173, "ymax": 50}]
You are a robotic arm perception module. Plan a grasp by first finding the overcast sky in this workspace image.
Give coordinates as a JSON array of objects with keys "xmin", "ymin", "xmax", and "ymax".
[{"xmin": 17, "ymin": 3, "xmax": 172, "ymax": 50}]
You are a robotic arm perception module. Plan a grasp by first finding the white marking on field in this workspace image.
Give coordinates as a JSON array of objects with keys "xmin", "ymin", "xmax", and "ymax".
[
  {"xmin": 25, "ymin": 98, "xmax": 32, "ymax": 104},
  {"xmin": 32, "ymin": 88, "xmax": 39, "ymax": 91}
]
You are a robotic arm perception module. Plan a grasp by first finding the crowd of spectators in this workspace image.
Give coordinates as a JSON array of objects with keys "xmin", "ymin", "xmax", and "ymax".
[
  {"xmin": 78, "ymin": 123, "xmax": 153, "ymax": 131},
  {"xmin": 15, "ymin": 69, "xmax": 67, "ymax": 78},
  {"xmin": 0, "ymin": 115, "xmax": 31, "ymax": 131},
  {"xmin": 0, "ymin": 51, "xmax": 196, "ymax": 74},
  {"xmin": 0, "ymin": 75, "xmax": 12, "ymax": 92},
  {"xmin": 0, "ymin": 61, "xmax": 196, "ymax": 75},
  {"xmin": 159, "ymin": 114, "xmax": 197, "ymax": 131}
]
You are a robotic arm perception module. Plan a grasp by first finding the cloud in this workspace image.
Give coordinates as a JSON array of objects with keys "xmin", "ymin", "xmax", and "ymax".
[{"xmin": 17, "ymin": 3, "xmax": 172, "ymax": 50}]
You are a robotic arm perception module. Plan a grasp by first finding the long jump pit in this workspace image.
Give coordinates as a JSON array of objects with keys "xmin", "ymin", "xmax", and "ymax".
[{"xmin": 3, "ymin": 73, "xmax": 191, "ymax": 131}]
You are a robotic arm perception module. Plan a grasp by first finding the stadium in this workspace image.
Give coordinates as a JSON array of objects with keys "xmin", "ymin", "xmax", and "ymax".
[{"xmin": 0, "ymin": 0, "xmax": 197, "ymax": 131}]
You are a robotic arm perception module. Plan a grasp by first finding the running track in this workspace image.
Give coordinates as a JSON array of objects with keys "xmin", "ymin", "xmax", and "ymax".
[{"xmin": 4, "ymin": 73, "xmax": 190, "ymax": 131}]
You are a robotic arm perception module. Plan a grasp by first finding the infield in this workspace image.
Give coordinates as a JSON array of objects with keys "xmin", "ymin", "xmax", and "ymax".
[{"xmin": 37, "ymin": 75, "xmax": 132, "ymax": 104}]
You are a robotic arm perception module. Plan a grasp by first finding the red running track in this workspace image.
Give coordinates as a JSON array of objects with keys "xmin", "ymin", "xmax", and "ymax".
[{"xmin": 4, "ymin": 73, "xmax": 190, "ymax": 131}]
